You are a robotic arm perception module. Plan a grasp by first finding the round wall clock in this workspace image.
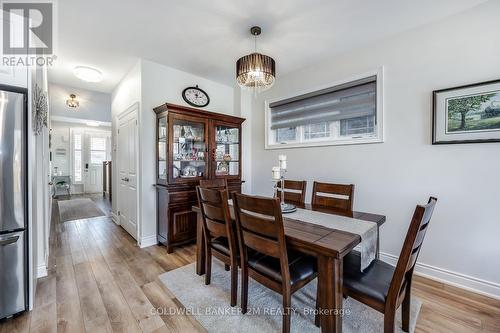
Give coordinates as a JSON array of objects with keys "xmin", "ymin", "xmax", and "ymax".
[{"xmin": 182, "ymin": 85, "xmax": 210, "ymax": 108}]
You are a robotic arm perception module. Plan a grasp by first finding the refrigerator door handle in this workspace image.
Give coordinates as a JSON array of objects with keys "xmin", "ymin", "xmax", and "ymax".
[{"xmin": 0, "ymin": 236, "xmax": 20, "ymax": 246}]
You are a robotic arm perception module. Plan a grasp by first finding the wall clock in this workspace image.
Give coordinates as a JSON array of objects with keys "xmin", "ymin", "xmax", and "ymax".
[{"xmin": 182, "ymin": 85, "xmax": 210, "ymax": 108}]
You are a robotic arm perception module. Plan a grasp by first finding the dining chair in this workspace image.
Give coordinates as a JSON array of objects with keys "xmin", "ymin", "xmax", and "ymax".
[
  {"xmin": 276, "ymin": 180, "xmax": 307, "ymax": 206},
  {"xmin": 342, "ymin": 197, "xmax": 437, "ymax": 333},
  {"xmin": 199, "ymin": 178, "xmax": 228, "ymax": 192},
  {"xmin": 311, "ymin": 181, "xmax": 355, "ymax": 211},
  {"xmin": 232, "ymin": 193, "xmax": 318, "ymax": 333},
  {"xmin": 196, "ymin": 186, "xmax": 239, "ymax": 306}
]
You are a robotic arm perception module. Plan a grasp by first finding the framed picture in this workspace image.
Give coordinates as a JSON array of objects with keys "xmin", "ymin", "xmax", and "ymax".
[{"xmin": 432, "ymin": 79, "xmax": 500, "ymax": 144}]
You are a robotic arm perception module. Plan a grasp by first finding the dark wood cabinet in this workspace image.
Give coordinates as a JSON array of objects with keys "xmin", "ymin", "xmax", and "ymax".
[{"xmin": 153, "ymin": 103, "xmax": 245, "ymax": 252}]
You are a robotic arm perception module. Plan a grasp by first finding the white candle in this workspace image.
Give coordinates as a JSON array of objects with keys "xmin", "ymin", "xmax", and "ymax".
[
  {"xmin": 279, "ymin": 159, "xmax": 287, "ymax": 170},
  {"xmin": 278, "ymin": 154, "xmax": 287, "ymax": 170},
  {"xmin": 272, "ymin": 166, "xmax": 281, "ymax": 180}
]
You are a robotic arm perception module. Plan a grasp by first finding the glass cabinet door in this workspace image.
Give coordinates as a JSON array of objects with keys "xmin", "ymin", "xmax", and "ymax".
[
  {"xmin": 157, "ymin": 115, "xmax": 168, "ymax": 183},
  {"xmin": 214, "ymin": 124, "xmax": 239, "ymax": 177},
  {"xmin": 171, "ymin": 115, "xmax": 207, "ymax": 181}
]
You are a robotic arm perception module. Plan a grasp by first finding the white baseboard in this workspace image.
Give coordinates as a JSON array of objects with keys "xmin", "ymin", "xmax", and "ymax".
[
  {"xmin": 380, "ymin": 252, "xmax": 500, "ymax": 300},
  {"xmin": 139, "ymin": 235, "xmax": 157, "ymax": 248},
  {"xmin": 36, "ymin": 263, "xmax": 48, "ymax": 278},
  {"xmin": 111, "ymin": 212, "xmax": 119, "ymax": 225}
]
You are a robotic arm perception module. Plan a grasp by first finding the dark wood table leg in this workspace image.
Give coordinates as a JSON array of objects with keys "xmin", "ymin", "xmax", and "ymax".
[
  {"xmin": 318, "ymin": 255, "xmax": 343, "ymax": 333},
  {"xmin": 195, "ymin": 211, "xmax": 205, "ymax": 275}
]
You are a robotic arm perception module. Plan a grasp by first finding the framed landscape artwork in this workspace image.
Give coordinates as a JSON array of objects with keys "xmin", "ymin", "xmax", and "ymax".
[{"xmin": 432, "ymin": 79, "xmax": 500, "ymax": 144}]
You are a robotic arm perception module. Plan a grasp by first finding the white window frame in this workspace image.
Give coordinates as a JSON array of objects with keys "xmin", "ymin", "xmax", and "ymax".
[
  {"xmin": 70, "ymin": 129, "xmax": 84, "ymax": 184},
  {"xmin": 265, "ymin": 67, "xmax": 384, "ymax": 149}
]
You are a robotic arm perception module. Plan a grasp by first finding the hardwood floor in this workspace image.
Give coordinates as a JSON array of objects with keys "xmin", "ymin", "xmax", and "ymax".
[{"xmin": 1, "ymin": 195, "xmax": 499, "ymax": 333}]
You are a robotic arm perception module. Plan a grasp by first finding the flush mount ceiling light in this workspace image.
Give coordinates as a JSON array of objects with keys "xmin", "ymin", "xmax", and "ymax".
[
  {"xmin": 73, "ymin": 66, "xmax": 103, "ymax": 83},
  {"xmin": 236, "ymin": 26, "xmax": 275, "ymax": 92},
  {"xmin": 66, "ymin": 94, "xmax": 79, "ymax": 108}
]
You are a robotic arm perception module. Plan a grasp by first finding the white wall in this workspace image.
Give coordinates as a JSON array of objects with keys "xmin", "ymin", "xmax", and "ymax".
[
  {"xmin": 49, "ymin": 83, "xmax": 112, "ymax": 122},
  {"xmin": 138, "ymin": 59, "xmax": 236, "ymax": 245},
  {"xmin": 28, "ymin": 64, "xmax": 50, "ymax": 308},
  {"xmin": 250, "ymin": 1, "xmax": 500, "ymax": 298}
]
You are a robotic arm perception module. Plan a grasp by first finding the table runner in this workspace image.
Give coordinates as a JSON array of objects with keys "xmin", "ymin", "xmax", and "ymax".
[
  {"xmin": 284, "ymin": 208, "xmax": 377, "ymax": 271},
  {"xmin": 227, "ymin": 200, "xmax": 377, "ymax": 271}
]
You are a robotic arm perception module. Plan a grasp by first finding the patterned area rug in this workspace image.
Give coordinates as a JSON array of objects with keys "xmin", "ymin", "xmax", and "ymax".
[
  {"xmin": 58, "ymin": 198, "xmax": 105, "ymax": 222},
  {"xmin": 160, "ymin": 261, "xmax": 422, "ymax": 333}
]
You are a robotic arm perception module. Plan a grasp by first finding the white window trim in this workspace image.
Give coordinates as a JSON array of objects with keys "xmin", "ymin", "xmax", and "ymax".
[{"xmin": 265, "ymin": 67, "xmax": 384, "ymax": 150}]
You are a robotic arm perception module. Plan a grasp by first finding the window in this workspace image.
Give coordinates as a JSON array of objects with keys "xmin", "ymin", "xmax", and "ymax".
[
  {"xmin": 266, "ymin": 71, "xmax": 383, "ymax": 148},
  {"xmin": 90, "ymin": 137, "xmax": 106, "ymax": 164},
  {"xmin": 73, "ymin": 133, "xmax": 82, "ymax": 182}
]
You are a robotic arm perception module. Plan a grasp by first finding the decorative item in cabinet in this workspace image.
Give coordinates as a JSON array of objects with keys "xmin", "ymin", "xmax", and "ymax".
[
  {"xmin": 214, "ymin": 123, "xmax": 240, "ymax": 177},
  {"xmin": 171, "ymin": 116, "xmax": 207, "ymax": 180},
  {"xmin": 153, "ymin": 103, "xmax": 245, "ymax": 253}
]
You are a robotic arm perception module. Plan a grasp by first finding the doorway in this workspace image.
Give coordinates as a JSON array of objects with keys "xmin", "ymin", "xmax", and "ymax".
[{"xmin": 83, "ymin": 131, "xmax": 111, "ymax": 193}]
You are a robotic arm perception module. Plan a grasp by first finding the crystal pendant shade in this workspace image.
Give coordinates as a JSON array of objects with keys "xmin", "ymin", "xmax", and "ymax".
[{"xmin": 236, "ymin": 53, "xmax": 275, "ymax": 91}]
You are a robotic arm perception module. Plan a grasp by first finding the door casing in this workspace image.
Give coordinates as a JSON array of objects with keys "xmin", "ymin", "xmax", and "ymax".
[{"xmin": 116, "ymin": 104, "xmax": 139, "ymax": 241}]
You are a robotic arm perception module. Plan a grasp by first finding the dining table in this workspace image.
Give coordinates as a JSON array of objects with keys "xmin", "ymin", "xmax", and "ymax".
[{"xmin": 192, "ymin": 201, "xmax": 386, "ymax": 333}]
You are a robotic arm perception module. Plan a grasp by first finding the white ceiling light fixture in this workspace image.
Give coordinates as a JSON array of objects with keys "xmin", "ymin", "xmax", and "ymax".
[
  {"xmin": 73, "ymin": 66, "xmax": 103, "ymax": 83},
  {"xmin": 86, "ymin": 121, "xmax": 100, "ymax": 127}
]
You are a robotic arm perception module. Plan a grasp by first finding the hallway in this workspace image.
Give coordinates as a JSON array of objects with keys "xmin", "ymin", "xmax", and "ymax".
[{"xmin": 1, "ymin": 195, "xmax": 202, "ymax": 333}]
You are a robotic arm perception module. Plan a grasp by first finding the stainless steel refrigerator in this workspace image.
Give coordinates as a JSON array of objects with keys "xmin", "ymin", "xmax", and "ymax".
[{"xmin": 0, "ymin": 84, "xmax": 28, "ymax": 319}]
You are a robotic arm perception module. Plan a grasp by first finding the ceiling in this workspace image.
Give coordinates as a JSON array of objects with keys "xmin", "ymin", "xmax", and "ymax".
[
  {"xmin": 48, "ymin": 0, "xmax": 489, "ymax": 93},
  {"xmin": 49, "ymin": 83, "xmax": 112, "ymax": 122}
]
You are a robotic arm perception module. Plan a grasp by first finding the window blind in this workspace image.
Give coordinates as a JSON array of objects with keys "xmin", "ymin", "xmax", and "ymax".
[{"xmin": 269, "ymin": 76, "xmax": 376, "ymax": 130}]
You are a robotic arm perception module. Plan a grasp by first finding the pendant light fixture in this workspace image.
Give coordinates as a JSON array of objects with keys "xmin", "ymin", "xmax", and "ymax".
[
  {"xmin": 236, "ymin": 26, "xmax": 276, "ymax": 92},
  {"xmin": 66, "ymin": 94, "xmax": 79, "ymax": 108}
]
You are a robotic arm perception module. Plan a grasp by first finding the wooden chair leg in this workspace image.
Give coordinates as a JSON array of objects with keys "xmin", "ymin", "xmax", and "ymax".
[
  {"xmin": 282, "ymin": 288, "xmax": 291, "ymax": 333},
  {"xmin": 205, "ymin": 247, "xmax": 212, "ymax": 285},
  {"xmin": 402, "ymin": 290, "xmax": 411, "ymax": 332},
  {"xmin": 241, "ymin": 264, "xmax": 248, "ymax": 314},
  {"xmin": 224, "ymin": 264, "xmax": 230, "ymax": 271},
  {"xmin": 384, "ymin": 308, "xmax": 396, "ymax": 333},
  {"xmin": 230, "ymin": 262, "xmax": 238, "ymax": 307}
]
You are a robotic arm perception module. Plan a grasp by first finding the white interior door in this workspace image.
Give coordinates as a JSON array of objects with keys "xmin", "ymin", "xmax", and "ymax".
[
  {"xmin": 117, "ymin": 110, "xmax": 138, "ymax": 239},
  {"xmin": 84, "ymin": 132, "xmax": 109, "ymax": 193}
]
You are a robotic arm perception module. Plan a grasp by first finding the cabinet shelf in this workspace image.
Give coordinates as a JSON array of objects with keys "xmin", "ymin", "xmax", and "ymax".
[{"xmin": 215, "ymin": 141, "xmax": 239, "ymax": 144}]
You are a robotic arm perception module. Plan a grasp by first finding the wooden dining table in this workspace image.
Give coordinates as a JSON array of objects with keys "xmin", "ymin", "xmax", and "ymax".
[{"xmin": 192, "ymin": 202, "xmax": 386, "ymax": 333}]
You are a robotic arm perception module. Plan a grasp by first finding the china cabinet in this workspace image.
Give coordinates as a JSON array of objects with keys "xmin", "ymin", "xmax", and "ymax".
[{"xmin": 153, "ymin": 103, "xmax": 245, "ymax": 252}]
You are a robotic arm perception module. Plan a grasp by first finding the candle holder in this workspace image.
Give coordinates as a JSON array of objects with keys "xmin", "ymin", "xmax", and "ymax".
[{"xmin": 274, "ymin": 167, "xmax": 296, "ymax": 214}]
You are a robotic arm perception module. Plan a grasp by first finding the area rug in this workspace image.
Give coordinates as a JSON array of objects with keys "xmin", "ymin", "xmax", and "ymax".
[
  {"xmin": 58, "ymin": 198, "xmax": 105, "ymax": 222},
  {"xmin": 159, "ymin": 261, "xmax": 422, "ymax": 333}
]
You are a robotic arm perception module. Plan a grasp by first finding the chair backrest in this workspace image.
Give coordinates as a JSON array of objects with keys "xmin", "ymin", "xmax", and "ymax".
[
  {"xmin": 276, "ymin": 180, "xmax": 307, "ymax": 205},
  {"xmin": 232, "ymin": 193, "xmax": 291, "ymax": 281},
  {"xmin": 196, "ymin": 186, "xmax": 237, "ymax": 257},
  {"xmin": 388, "ymin": 197, "xmax": 437, "ymax": 307},
  {"xmin": 311, "ymin": 181, "xmax": 355, "ymax": 211},
  {"xmin": 199, "ymin": 178, "xmax": 228, "ymax": 192}
]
